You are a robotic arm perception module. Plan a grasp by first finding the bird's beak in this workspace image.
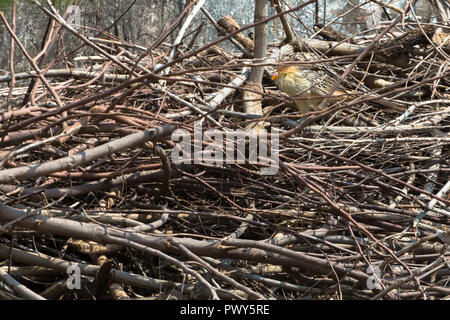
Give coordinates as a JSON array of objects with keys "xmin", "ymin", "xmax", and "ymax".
[{"xmin": 271, "ymin": 73, "xmax": 278, "ymax": 81}]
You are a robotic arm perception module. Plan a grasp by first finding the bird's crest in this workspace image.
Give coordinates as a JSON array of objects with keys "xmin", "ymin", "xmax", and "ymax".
[{"xmin": 272, "ymin": 65, "xmax": 298, "ymax": 81}]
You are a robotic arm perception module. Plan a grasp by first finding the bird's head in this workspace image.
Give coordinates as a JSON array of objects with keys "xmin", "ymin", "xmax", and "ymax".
[{"xmin": 271, "ymin": 65, "xmax": 299, "ymax": 81}]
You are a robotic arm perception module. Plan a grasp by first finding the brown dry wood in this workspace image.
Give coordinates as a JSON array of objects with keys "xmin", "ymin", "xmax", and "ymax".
[
  {"xmin": 0, "ymin": 0, "xmax": 449, "ymax": 300},
  {"xmin": 217, "ymin": 15, "xmax": 255, "ymax": 52}
]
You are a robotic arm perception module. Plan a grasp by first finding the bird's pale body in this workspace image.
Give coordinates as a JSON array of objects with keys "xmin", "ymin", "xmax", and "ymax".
[
  {"xmin": 272, "ymin": 65, "xmax": 342, "ymax": 114},
  {"xmin": 272, "ymin": 65, "xmax": 401, "ymax": 114}
]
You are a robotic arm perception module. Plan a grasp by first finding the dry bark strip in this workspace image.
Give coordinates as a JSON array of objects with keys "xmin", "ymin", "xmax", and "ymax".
[
  {"xmin": 0, "ymin": 201, "xmax": 371, "ymax": 284},
  {"xmin": 0, "ymin": 124, "xmax": 175, "ymax": 184}
]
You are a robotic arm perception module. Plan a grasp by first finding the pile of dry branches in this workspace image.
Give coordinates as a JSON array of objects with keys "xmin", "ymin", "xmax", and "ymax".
[{"xmin": 0, "ymin": 0, "xmax": 449, "ymax": 300}]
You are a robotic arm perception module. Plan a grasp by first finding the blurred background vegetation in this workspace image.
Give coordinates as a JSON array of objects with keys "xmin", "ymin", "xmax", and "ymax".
[{"xmin": 0, "ymin": 0, "xmax": 440, "ymax": 72}]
